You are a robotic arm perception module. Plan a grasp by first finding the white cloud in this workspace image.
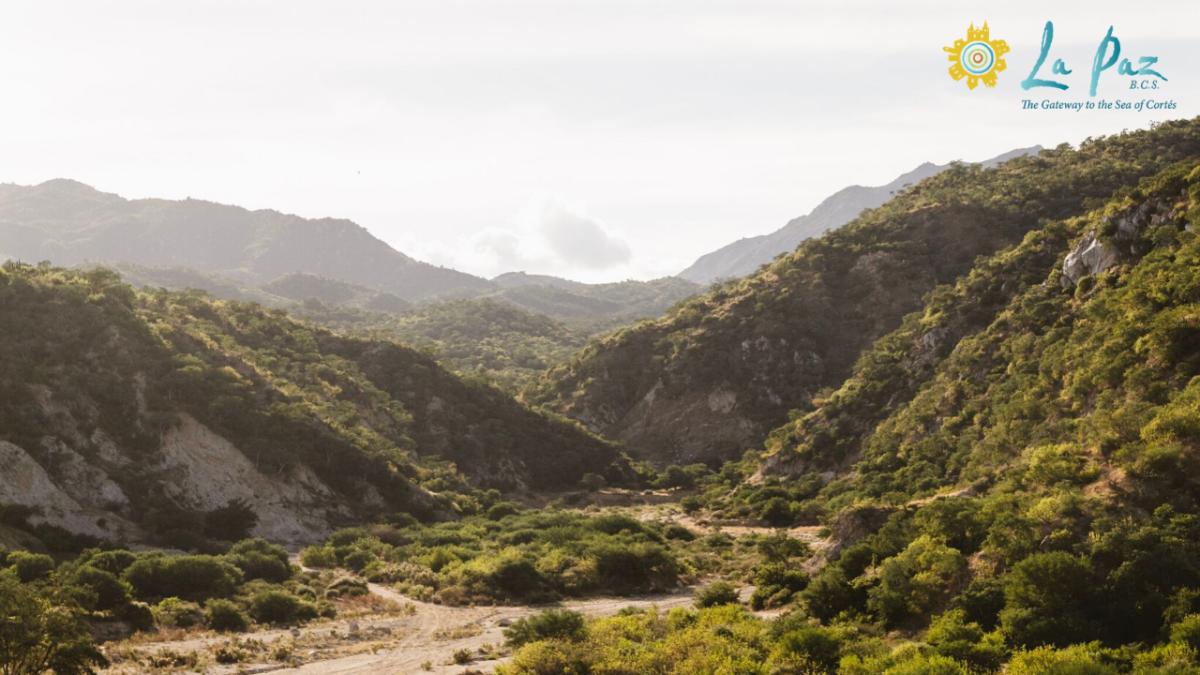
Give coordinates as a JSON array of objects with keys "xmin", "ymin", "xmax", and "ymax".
[{"xmin": 403, "ymin": 193, "xmax": 636, "ymax": 281}]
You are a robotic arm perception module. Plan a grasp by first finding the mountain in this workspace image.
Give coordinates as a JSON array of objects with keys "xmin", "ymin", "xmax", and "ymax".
[
  {"xmin": 677, "ymin": 146, "xmax": 1042, "ymax": 284},
  {"xmin": 528, "ymin": 120, "xmax": 1200, "ymax": 468},
  {"xmin": 0, "ymin": 179, "xmax": 491, "ymax": 300},
  {"xmin": 492, "ymin": 271, "xmax": 586, "ymax": 290},
  {"xmin": 76, "ymin": 260, "xmax": 293, "ymax": 307},
  {"xmin": 757, "ymin": 159, "xmax": 1200, "ymax": 494},
  {"xmin": 291, "ymin": 296, "xmax": 586, "ymax": 390},
  {"xmin": 260, "ymin": 271, "xmax": 412, "ymax": 312},
  {"xmin": 0, "ymin": 263, "xmax": 617, "ymax": 547},
  {"xmin": 485, "ymin": 276, "xmax": 701, "ymax": 334}
]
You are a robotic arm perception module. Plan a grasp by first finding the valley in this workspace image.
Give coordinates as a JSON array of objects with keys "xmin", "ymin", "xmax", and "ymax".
[{"xmin": 4, "ymin": 117, "xmax": 1200, "ymax": 675}]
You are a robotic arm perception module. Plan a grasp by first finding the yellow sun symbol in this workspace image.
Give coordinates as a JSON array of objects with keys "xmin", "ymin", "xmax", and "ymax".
[{"xmin": 943, "ymin": 22, "xmax": 1009, "ymax": 89}]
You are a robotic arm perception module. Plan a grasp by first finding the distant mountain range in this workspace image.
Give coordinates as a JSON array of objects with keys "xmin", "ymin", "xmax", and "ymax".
[
  {"xmin": 676, "ymin": 146, "xmax": 1043, "ymax": 284},
  {"xmin": 0, "ymin": 179, "xmax": 700, "ymax": 332}
]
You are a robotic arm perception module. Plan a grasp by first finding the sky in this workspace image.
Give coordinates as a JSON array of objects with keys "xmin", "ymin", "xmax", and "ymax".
[{"xmin": 1, "ymin": 1, "xmax": 1198, "ymax": 283}]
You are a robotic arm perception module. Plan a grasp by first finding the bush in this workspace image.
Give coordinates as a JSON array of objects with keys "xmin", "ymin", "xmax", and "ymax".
[
  {"xmin": 487, "ymin": 503, "xmax": 521, "ymax": 521},
  {"xmin": 8, "ymin": 551, "xmax": 55, "ymax": 583},
  {"xmin": 771, "ymin": 625, "xmax": 843, "ymax": 674},
  {"xmin": 205, "ymin": 598, "xmax": 250, "ymax": 633},
  {"xmin": 250, "ymin": 589, "xmax": 311, "ymax": 625},
  {"xmin": 83, "ymin": 549, "xmax": 138, "ymax": 576},
  {"xmin": 225, "ymin": 539, "xmax": 291, "ymax": 583},
  {"xmin": 153, "ymin": 597, "xmax": 203, "ymax": 628},
  {"xmin": 71, "ymin": 565, "xmax": 131, "ymax": 611},
  {"xmin": 695, "ymin": 581, "xmax": 739, "ymax": 608},
  {"xmin": 123, "ymin": 553, "xmax": 244, "ymax": 602},
  {"xmin": 116, "ymin": 600, "xmax": 155, "ymax": 632},
  {"xmin": 301, "ymin": 545, "xmax": 338, "ymax": 569},
  {"xmin": 926, "ymin": 609, "xmax": 1007, "ymax": 671},
  {"xmin": 503, "ymin": 609, "xmax": 587, "ymax": 647},
  {"xmin": 759, "ymin": 498, "xmax": 794, "ymax": 527},
  {"xmin": 750, "ymin": 563, "xmax": 809, "ymax": 610},
  {"xmin": 663, "ymin": 524, "xmax": 696, "ymax": 541},
  {"xmin": 591, "ymin": 542, "xmax": 677, "ymax": 590},
  {"xmin": 489, "ymin": 558, "xmax": 545, "ymax": 597}
]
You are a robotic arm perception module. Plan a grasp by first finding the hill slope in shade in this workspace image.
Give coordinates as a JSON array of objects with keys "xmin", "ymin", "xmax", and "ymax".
[
  {"xmin": 677, "ymin": 146, "xmax": 1042, "ymax": 284},
  {"xmin": 530, "ymin": 120, "xmax": 1200, "ymax": 468},
  {"xmin": 0, "ymin": 264, "xmax": 617, "ymax": 546},
  {"xmin": 0, "ymin": 179, "xmax": 491, "ymax": 300}
]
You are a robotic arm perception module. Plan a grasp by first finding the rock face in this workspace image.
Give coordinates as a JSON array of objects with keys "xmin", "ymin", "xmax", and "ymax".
[
  {"xmin": 1061, "ymin": 234, "xmax": 1119, "ymax": 287},
  {"xmin": 1061, "ymin": 193, "xmax": 1181, "ymax": 288},
  {"xmin": 0, "ymin": 441, "xmax": 138, "ymax": 541},
  {"xmin": 158, "ymin": 415, "xmax": 345, "ymax": 542},
  {"xmin": 0, "ymin": 414, "xmax": 347, "ymax": 544}
]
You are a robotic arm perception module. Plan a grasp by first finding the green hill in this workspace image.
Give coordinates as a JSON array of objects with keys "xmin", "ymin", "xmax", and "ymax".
[
  {"xmin": 0, "ymin": 264, "xmax": 616, "ymax": 548},
  {"xmin": 530, "ymin": 119, "xmax": 1200, "ymax": 468},
  {"xmin": 292, "ymin": 297, "xmax": 585, "ymax": 391}
]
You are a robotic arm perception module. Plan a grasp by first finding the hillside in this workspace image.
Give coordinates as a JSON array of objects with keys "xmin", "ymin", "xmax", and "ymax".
[
  {"xmin": 484, "ymin": 276, "xmax": 700, "ymax": 334},
  {"xmin": 260, "ymin": 271, "xmax": 412, "ymax": 312},
  {"xmin": 677, "ymin": 146, "xmax": 1041, "ymax": 284},
  {"xmin": 0, "ymin": 264, "xmax": 617, "ymax": 548},
  {"xmin": 670, "ymin": 159, "xmax": 1200, "ymax": 654},
  {"xmin": 530, "ymin": 120, "xmax": 1200, "ymax": 467},
  {"xmin": 0, "ymin": 179, "xmax": 491, "ymax": 300},
  {"xmin": 76, "ymin": 260, "xmax": 293, "ymax": 308},
  {"xmin": 291, "ymin": 297, "xmax": 586, "ymax": 390}
]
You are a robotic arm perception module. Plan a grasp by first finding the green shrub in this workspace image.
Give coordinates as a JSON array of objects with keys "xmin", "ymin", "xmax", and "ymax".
[
  {"xmin": 663, "ymin": 524, "xmax": 696, "ymax": 541},
  {"xmin": 926, "ymin": 610, "xmax": 1007, "ymax": 671},
  {"xmin": 250, "ymin": 589, "xmax": 312, "ymax": 625},
  {"xmin": 71, "ymin": 565, "xmax": 131, "ymax": 611},
  {"xmin": 122, "ymin": 553, "xmax": 244, "ymax": 602},
  {"xmin": 489, "ymin": 558, "xmax": 545, "ymax": 597},
  {"xmin": 590, "ymin": 542, "xmax": 676, "ymax": 589},
  {"xmin": 225, "ymin": 538, "xmax": 291, "ymax": 583},
  {"xmin": 153, "ymin": 597, "xmax": 203, "ymax": 628},
  {"xmin": 770, "ymin": 625, "xmax": 844, "ymax": 675},
  {"xmin": 487, "ymin": 503, "xmax": 521, "ymax": 521},
  {"xmin": 300, "ymin": 545, "xmax": 338, "ymax": 569},
  {"xmin": 116, "ymin": 600, "xmax": 155, "ymax": 632},
  {"xmin": 8, "ymin": 551, "xmax": 55, "ymax": 583},
  {"xmin": 695, "ymin": 581, "xmax": 739, "ymax": 608},
  {"xmin": 1000, "ymin": 552, "xmax": 1096, "ymax": 648},
  {"xmin": 82, "ymin": 549, "xmax": 138, "ymax": 576},
  {"xmin": 750, "ymin": 563, "xmax": 809, "ymax": 610},
  {"xmin": 503, "ymin": 609, "xmax": 587, "ymax": 647},
  {"xmin": 205, "ymin": 598, "xmax": 250, "ymax": 633},
  {"xmin": 759, "ymin": 498, "xmax": 794, "ymax": 527}
]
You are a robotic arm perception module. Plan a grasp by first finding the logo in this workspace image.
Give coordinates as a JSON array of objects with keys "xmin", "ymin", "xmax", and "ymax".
[{"xmin": 944, "ymin": 22, "xmax": 1009, "ymax": 90}]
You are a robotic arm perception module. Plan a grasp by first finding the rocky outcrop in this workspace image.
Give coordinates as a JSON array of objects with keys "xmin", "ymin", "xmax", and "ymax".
[
  {"xmin": 1061, "ymin": 193, "xmax": 1180, "ymax": 287},
  {"xmin": 158, "ymin": 414, "xmax": 347, "ymax": 542},
  {"xmin": 1060, "ymin": 234, "xmax": 1119, "ymax": 287},
  {"xmin": 0, "ymin": 441, "xmax": 138, "ymax": 541}
]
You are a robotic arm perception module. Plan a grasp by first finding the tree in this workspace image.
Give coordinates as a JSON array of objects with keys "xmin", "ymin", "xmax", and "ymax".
[
  {"xmin": 1000, "ymin": 552, "xmax": 1097, "ymax": 647},
  {"xmin": 204, "ymin": 499, "xmax": 259, "ymax": 542},
  {"xmin": 0, "ymin": 571, "xmax": 108, "ymax": 675}
]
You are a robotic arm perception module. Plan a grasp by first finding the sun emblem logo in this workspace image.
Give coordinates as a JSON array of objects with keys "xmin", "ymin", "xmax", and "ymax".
[{"xmin": 943, "ymin": 22, "xmax": 1009, "ymax": 89}]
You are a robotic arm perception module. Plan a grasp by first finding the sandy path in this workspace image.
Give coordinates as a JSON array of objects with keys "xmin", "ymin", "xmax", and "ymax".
[
  {"xmin": 117, "ymin": 581, "xmax": 706, "ymax": 675},
  {"xmin": 278, "ymin": 583, "xmax": 701, "ymax": 675}
]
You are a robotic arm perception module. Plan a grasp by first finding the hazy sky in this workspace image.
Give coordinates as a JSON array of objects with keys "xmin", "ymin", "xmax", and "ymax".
[{"xmin": 2, "ymin": 1, "xmax": 1197, "ymax": 282}]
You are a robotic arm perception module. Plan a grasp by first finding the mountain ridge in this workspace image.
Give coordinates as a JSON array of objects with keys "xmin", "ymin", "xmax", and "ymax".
[{"xmin": 677, "ymin": 146, "xmax": 1043, "ymax": 284}]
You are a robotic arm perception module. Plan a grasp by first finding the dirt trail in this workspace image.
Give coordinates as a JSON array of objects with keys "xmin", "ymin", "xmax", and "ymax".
[
  {"xmin": 279, "ymin": 583, "xmax": 701, "ymax": 675},
  {"xmin": 115, "ymin": 581, "xmax": 706, "ymax": 675}
]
